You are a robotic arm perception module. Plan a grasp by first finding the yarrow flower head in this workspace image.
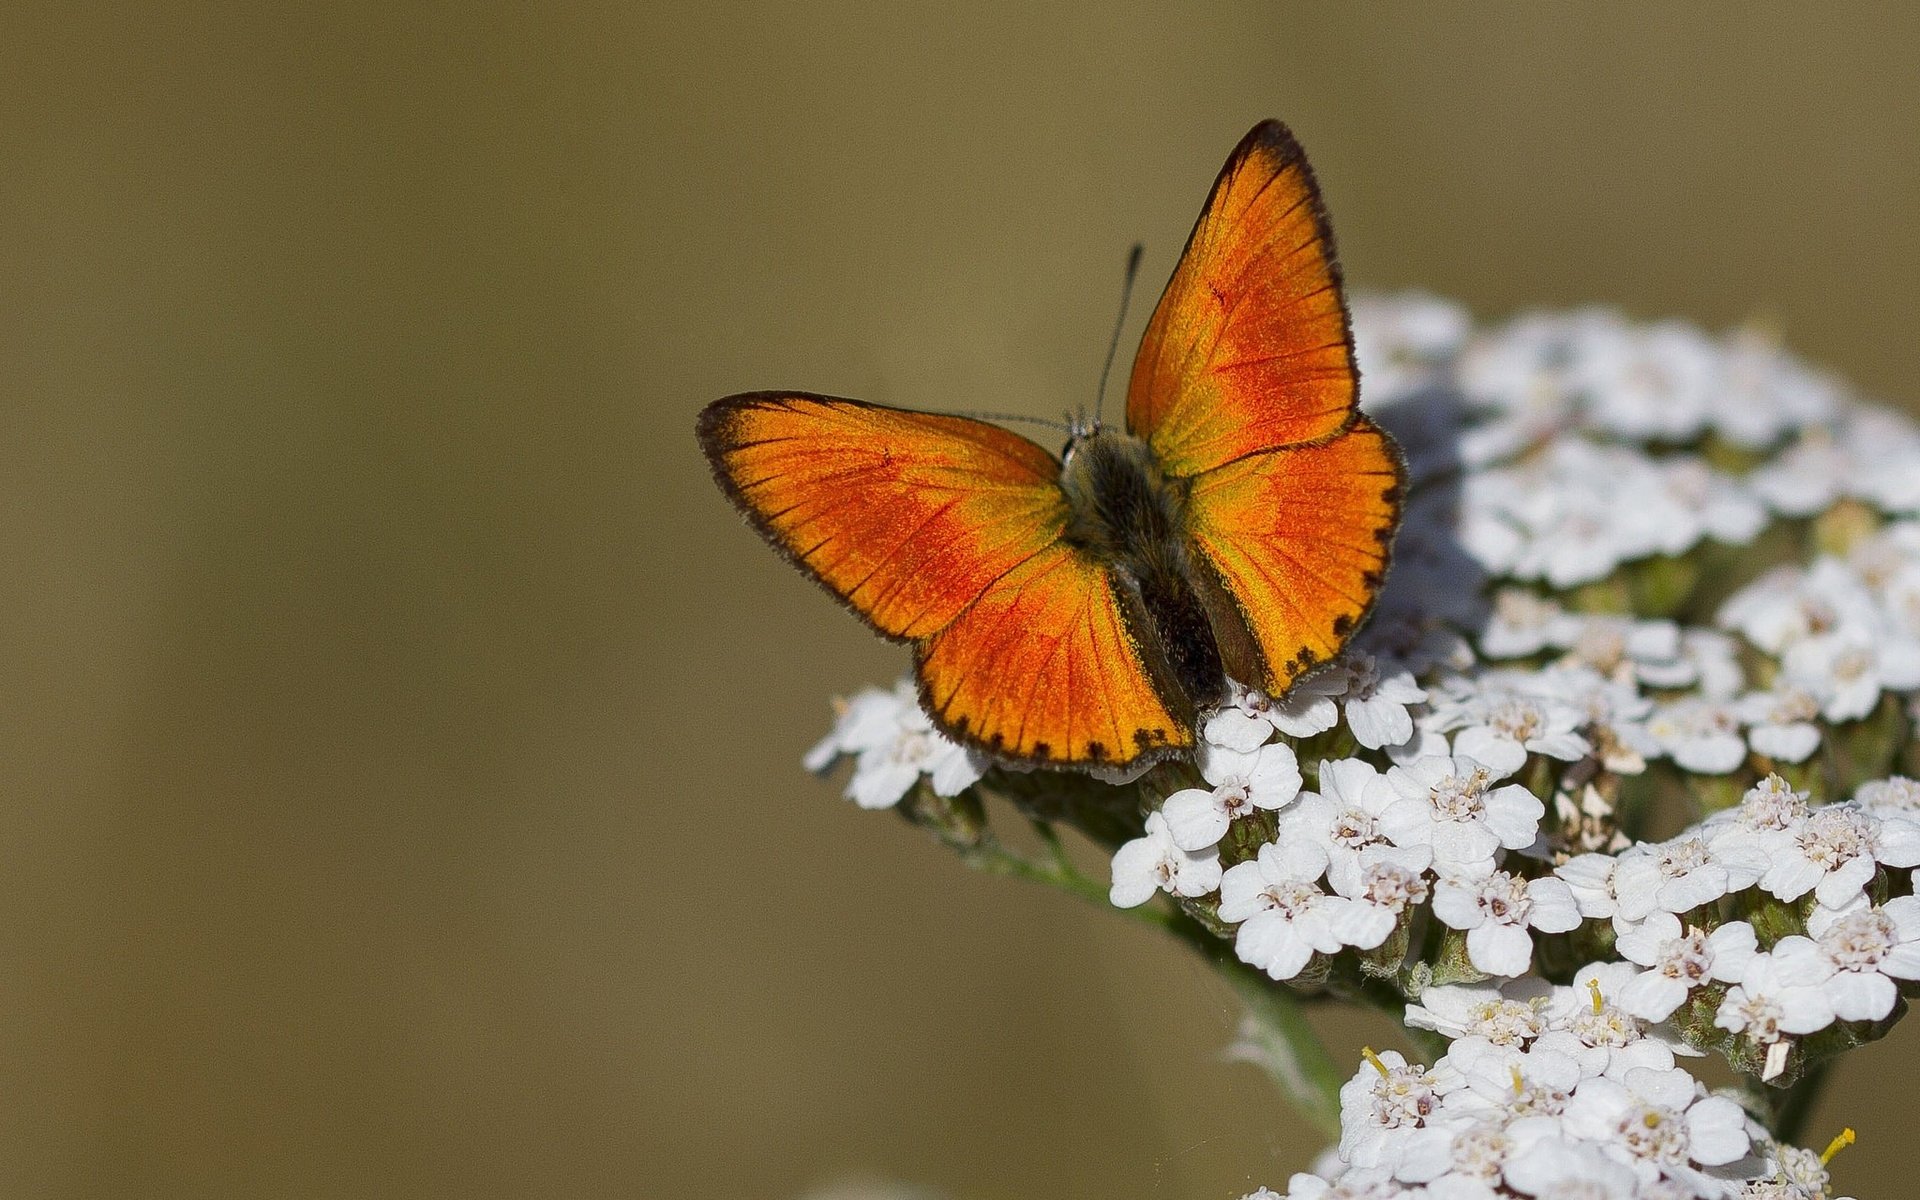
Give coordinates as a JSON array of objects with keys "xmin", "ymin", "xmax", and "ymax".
[{"xmin": 804, "ymin": 298, "xmax": 1920, "ymax": 1200}]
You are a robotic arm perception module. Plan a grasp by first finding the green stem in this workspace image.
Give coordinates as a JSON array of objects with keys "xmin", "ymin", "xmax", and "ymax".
[
  {"xmin": 952, "ymin": 826, "xmax": 1183, "ymax": 935},
  {"xmin": 951, "ymin": 821, "xmax": 1346, "ymax": 1139},
  {"xmin": 1181, "ymin": 929, "xmax": 1346, "ymax": 1142},
  {"xmin": 1771, "ymin": 1061, "xmax": 1832, "ymax": 1148}
]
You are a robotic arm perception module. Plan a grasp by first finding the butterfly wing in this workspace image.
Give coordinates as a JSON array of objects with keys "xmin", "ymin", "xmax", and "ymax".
[
  {"xmin": 699, "ymin": 393, "xmax": 1188, "ymax": 766},
  {"xmin": 1127, "ymin": 120, "xmax": 1359, "ymax": 476},
  {"xmin": 1183, "ymin": 416, "xmax": 1403, "ymax": 691},
  {"xmin": 1127, "ymin": 121, "xmax": 1403, "ymax": 694}
]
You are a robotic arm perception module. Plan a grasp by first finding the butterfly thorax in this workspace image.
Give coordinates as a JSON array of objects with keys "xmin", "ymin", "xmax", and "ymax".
[{"xmin": 1059, "ymin": 430, "xmax": 1229, "ymax": 715}]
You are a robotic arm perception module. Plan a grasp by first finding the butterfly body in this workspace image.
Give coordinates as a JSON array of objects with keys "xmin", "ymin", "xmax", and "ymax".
[
  {"xmin": 700, "ymin": 121, "xmax": 1404, "ymax": 771},
  {"xmin": 1057, "ymin": 426, "xmax": 1233, "ymax": 717}
]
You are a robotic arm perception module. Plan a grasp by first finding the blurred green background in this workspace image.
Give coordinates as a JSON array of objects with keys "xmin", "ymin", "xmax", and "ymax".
[{"xmin": 2, "ymin": 2, "xmax": 1916, "ymax": 1196}]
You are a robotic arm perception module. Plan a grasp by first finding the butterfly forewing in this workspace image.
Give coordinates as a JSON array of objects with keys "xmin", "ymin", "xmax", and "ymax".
[
  {"xmin": 1126, "ymin": 120, "xmax": 1358, "ymax": 477},
  {"xmin": 700, "ymin": 394, "xmax": 1070, "ymax": 640}
]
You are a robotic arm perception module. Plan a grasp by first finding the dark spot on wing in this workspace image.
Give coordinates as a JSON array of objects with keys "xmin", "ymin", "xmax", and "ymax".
[
  {"xmin": 1086, "ymin": 740, "xmax": 1107, "ymax": 761},
  {"xmin": 989, "ymin": 731, "xmax": 1004, "ymax": 750},
  {"xmin": 1332, "ymin": 613, "xmax": 1353, "ymax": 636},
  {"xmin": 1032, "ymin": 741, "xmax": 1050, "ymax": 759}
]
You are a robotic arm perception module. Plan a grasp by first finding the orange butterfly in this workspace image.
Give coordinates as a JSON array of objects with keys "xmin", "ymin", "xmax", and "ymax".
[{"xmin": 698, "ymin": 121, "xmax": 1404, "ymax": 770}]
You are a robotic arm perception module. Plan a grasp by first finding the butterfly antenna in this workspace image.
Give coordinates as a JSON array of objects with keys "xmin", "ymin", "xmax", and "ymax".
[
  {"xmin": 950, "ymin": 409, "xmax": 1071, "ymax": 434},
  {"xmin": 1094, "ymin": 242, "xmax": 1146, "ymax": 430}
]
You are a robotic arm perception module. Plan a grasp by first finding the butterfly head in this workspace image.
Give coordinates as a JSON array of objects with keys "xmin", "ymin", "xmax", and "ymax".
[{"xmin": 1061, "ymin": 406, "xmax": 1106, "ymax": 463}]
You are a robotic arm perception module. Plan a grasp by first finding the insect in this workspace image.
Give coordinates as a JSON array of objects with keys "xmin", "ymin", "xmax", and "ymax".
[{"xmin": 698, "ymin": 120, "xmax": 1403, "ymax": 770}]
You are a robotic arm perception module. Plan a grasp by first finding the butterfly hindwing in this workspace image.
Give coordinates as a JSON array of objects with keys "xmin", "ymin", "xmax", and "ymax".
[
  {"xmin": 1126, "ymin": 120, "xmax": 1357, "ymax": 477},
  {"xmin": 918, "ymin": 544, "xmax": 1190, "ymax": 765},
  {"xmin": 1183, "ymin": 415, "xmax": 1404, "ymax": 694},
  {"xmin": 700, "ymin": 393, "xmax": 1188, "ymax": 768}
]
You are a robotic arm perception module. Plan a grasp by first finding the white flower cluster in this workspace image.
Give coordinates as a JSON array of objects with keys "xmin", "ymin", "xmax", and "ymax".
[
  {"xmin": 805, "ymin": 679, "xmax": 984, "ymax": 809},
  {"xmin": 1719, "ymin": 531, "xmax": 1920, "ymax": 725},
  {"xmin": 1557, "ymin": 774, "xmax": 1920, "ymax": 1068},
  {"xmin": 802, "ymin": 297, "xmax": 1920, "ymax": 1199},
  {"xmin": 1110, "ymin": 720, "xmax": 1577, "ymax": 979},
  {"xmin": 1244, "ymin": 977, "xmax": 1857, "ymax": 1199}
]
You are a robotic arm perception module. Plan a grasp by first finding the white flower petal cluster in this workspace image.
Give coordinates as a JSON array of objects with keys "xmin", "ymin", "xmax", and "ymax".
[
  {"xmin": 1719, "ymin": 535, "xmax": 1920, "ymax": 724},
  {"xmin": 1270, "ymin": 988, "xmax": 1759, "ymax": 1199},
  {"xmin": 1451, "ymin": 308, "xmax": 1836, "ymax": 465},
  {"xmin": 804, "ymin": 678, "xmax": 985, "ymax": 808},
  {"xmin": 804, "ymin": 300, "xmax": 1920, "ymax": 1200},
  {"xmin": 1462, "ymin": 438, "xmax": 1765, "ymax": 589},
  {"xmin": 1549, "ymin": 773, "xmax": 1920, "ymax": 1079},
  {"xmin": 1185, "ymin": 733, "xmax": 1554, "ymax": 981}
]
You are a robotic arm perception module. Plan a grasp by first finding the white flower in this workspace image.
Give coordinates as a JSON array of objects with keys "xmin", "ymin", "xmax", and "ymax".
[
  {"xmin": 1610, "ymin": 833, "xmax": 1763, "ymax": 924},
  {"xmin": 1803, "ymin": 895, "xmax": 1920, "ymax": 1021},
  {"xmin": 1718, "ymin": 559, "xmax": 1879, "ymax": 658},
  {"xmin": 1453, "ymin": 311, "xmax": 1585, "ymax": 468},
  {"xmin": 1108, "ymin": 812, "xmax": 1222, "ymax": 908},
  {"xmin": 1575, "ymin": 318, "xmax": 1718, "ymax": 444},
  {"xmin": 1277, "ymin": 758, "xmax": 1398, "ymax": 894},
  {"xmin": 1351, "ymin": 291, "xmax": 1472, "ymax": 406},
  {"xmin": 806, "ymin": 679, "xmax": 984, "ymax": 808},
  {"xmin": 1556, "ymin": 613, "xmax": 1685, "ymax": 682},
  {"xmin": 1405, "ymin": 981, "xmax": 1550, "ymax": 1047},
  {"xmin": 1392, "ymin": 1115, "xmax": 1522, "ymax": 1191},
  {"xmin": 1546, "ymin": 665, "xmax": 1657, "ymax": 775},
  {"xmin": 1781, "ymin": 630, "xmax": 1920, "ymax": 723},
  {"xmin": 1751, "ymin": 428, "xmax": 1849, "ymax": 517},
  {"xmin": 1335, "ymin": 652, "xmax": 1430, "ymax": 750},
  {"xmin": 1534, "ymin": 963, "xmax": 1678, "ymax": 1082},
  {"xmin": 1744, "ymin": 1137, "xmax": 1848, "ymax": 1200},
  {"xmin": 1328, "ymin": 845, "xmax": 1434, "ymax": 950},
  {"xmin": 1627, "ymin": 627, "xmax": 1744, "ymax": 700},
  {"xmin": 1337, "ymin": 1050, "xmax": 1464, "ymax": 1172},
  {"xmin": 1837, "ymin": 406, "xmax": 1920, "ymax": 514},
  {"xmin": 1499, "ymin": 1135, "xmax": 1643, "ymax": 1198},
  {"xmin": 1270, "ymin": 669, "xmax": 1357, "ymax": 739},
  {"xmin": 1614, "ymin": 913, "xmax": 1757, "ymax": 1022},
  {"xmin": 1645, "ymin": 697, "xmax": 1748, "ymax": 774},
  {"xmin": 1204, "ymin": 681, "xmax": 1290, "ymax": 752},
  {"xmin": 1160, "ymin": 740, "xmax": 1303, "ymax": 851},
  {"xmin": 1560, "ymin": 1066, "xmax": 1750, "ymax": 1190},
  {"xmin": 1654, "ymin": 456, "xmax": 1768, "ymax": 549},
  {"xmin": 1702, "ymin": 774, "xmax": 1810, "ymax": 867},
  {"xmin": 1427, "ymin": 671, "xmax": 1591, "ymax": 777},
  {"xmin": 1431, "ymin": 870, "xmax": 1582, "ymax": 977},
  {"xmin": 1478, "ymin": 589, "xmax": 1582, "ymax": 660},
  {"xmin": 1380, "ymin": 756, "xmax": 1544, "ymax": 874},
  {"xmin": 1219, "ymin": 841, "xmax": 1347, "ymax": 980},
  {"xmin": 1758, "ymin": 804, "xmax": 1920, "ymax": 908},
  {"xmin": 1444, "ymin": 1037, "xmax": 1582, "ymax": 1124},
  {"xmin": 1735, "ymin": 685, "xmax": 1823, "ymax": 763},
  {"xmin": 1714, "ymin": 944, "xmax": 1838, "ymax": 1048},
  {"xmin": 1854, "ymin": 775, "xmax": 1920, "ymax": 817},
  {"xmin": 1554, "ymin": 852, "xmax": 1624, "ymax": 922},
  {"xmin": 1709, "ymin": 326, "xmax": 1840, "ymax": 449}
]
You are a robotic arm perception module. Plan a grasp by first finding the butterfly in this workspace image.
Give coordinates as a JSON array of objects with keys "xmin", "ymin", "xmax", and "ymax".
[{"xmin": 698, "ymin": 120, "xmax": 1404, "ymax": 771}]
